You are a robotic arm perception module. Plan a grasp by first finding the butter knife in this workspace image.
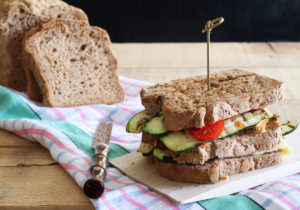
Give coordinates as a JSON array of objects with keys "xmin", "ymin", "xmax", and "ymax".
[{"xmin": 83, "ymin": 122, "xmax": 112, "ymax": 199}]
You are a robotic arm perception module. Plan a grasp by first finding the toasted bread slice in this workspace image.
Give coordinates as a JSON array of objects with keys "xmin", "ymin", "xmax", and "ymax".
[
  {"xmin": 141, "ymin": 69, "xmax": 283, "ymax": 131},
  {"xmin": 153, "ymin": 151, "xmax": 282, "ymax": 184},
  {"xmin": 23, "ymin": 20, "xmax": 125, "ymax": 107},
  {"xmin": 0, "ymin": 0, "xmax": 88, "ymax": 91},
  {"xmin": 143, "ymin": 117, "xmax": 282, "ymax": 164}
]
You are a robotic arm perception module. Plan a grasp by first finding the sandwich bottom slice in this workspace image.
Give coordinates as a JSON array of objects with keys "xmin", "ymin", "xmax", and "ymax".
[
  {"xmin": 151, "ymin": 151, "xmax": 282, "ymax": 184},
  {"xmin": 136, "ymin": 110, "xmax": 287, "ymax": 184}
]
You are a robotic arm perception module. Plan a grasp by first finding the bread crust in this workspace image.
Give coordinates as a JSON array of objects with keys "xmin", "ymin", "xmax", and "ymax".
[
  {"xmin": 154, "ymin": 151, "xmax": 282, "ymax": 184},
  {"xmin": 141, "ymin": 69, "xmax": 284, "ymax": 131},
  {"xmin": 22, "ymin": 25, "xmax": 43, "ymax": 101}
]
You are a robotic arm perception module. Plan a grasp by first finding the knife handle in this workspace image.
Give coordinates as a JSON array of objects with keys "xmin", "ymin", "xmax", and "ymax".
[
  {"xmin": 95, "ymin": 144, "xmax": 110, "ymax": 156},
  {"xmin": 93, "ymin": 154, "xmax": 108, "ymax": 168},
  {"xmin": 83, "ymin": 144, "xmax": 109, "ymax": 199}
]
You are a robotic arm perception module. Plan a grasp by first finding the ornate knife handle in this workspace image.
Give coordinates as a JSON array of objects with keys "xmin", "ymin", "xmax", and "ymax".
[{"xmin": 83, "ymin": 144, "xmax": 110, "ymax": 199}]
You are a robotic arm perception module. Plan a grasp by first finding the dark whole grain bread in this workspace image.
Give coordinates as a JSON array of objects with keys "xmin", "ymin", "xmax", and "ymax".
[
  {"xmin": 154, "ymin": 151, "xmax": 282, "ymax": 184},
  {"xmin": 143, "ymin": 117, "xmax": 282, "ymax": 164},
  {"xmin": 141, "ymin": 69, "xmax": 284, "ymax": 131},
  {"xmin": 0, "ymin": 0, "xmax": 88, "ymax": 91},
  {"xmin": 22, "ymin": 19, "xmax": 89, "ymax": 101},
  {"xmin": 23, "ymin": 20, "xmax": 125, "ymax": 107}
]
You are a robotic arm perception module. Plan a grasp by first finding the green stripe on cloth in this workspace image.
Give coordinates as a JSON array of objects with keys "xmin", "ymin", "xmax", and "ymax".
[
  {"xmin": 198, "ymin": 195, "xmax": 262, "ymax": 210},
  {"xmin": 0, "ymin": 86, "xmax": 128, "ymax": 158},
  {"xmin": 0, "ymin": 86, "xmax": 39, "ymax": 119},
  {"xmin": 109, "ymin": 143, "xmax": 129, "ymax": 159}
]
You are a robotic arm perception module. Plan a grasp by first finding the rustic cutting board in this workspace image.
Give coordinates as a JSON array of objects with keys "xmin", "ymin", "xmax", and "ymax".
[{"xmin": 110, "ymin": 128, "xmax": 300, "ymax": 204}]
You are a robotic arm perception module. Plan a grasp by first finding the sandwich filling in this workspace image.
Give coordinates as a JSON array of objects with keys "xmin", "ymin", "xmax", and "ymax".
[{"xmin": 127, "ymin": 108, "xmax": 295, "ymax": 165}]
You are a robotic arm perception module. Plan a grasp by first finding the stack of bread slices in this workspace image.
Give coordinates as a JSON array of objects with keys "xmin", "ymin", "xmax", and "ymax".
[{"xmin": 0, "ymin": 0, "xmax": 124, "ymax": 107}]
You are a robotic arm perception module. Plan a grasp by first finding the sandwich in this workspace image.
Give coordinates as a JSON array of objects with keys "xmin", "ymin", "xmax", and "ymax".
[{"xmin": 126, "ymin": 69, "xmax": 297, "ymax": 184}]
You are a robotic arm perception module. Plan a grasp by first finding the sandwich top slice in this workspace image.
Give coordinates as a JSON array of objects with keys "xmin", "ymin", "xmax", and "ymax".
[
  {"xmin": 140, "ymin": 69, "xmax": 283, "ymax": 131},
  {"xmin": 126, "ymin": 69, "xmax": 294, "ymax": 184}
]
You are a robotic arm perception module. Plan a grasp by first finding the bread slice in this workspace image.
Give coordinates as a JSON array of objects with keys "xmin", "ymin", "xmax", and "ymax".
[
  {"xmin": 141, "ymin": 69, "xmax": 284, "ymax": 131},
  {"xmin": 153, "ymin": 151, "xmax": 282, "ymax": 184},
  {"xmin": 23, "ymin": 20, "xmax": 125, "ymax": 107},
  {"xmin": 22, "ymin": 19, "xmax": 89, "ymax": 101},
  {"xmin": 143, "ymin": 117, "xmax": 282, "ymax": 164},
  {"xmin": 0, "ymin": 0, "xmax": 88, "ymax": 91}
]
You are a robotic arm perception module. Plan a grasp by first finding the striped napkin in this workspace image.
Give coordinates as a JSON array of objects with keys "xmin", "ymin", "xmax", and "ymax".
[{"xmin": 0, "ymin": 76, "xmax": 300, "ymax": 210}]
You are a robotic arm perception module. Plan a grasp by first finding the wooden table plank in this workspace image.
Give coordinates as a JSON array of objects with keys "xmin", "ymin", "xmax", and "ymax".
[
  {"xmin": 0, "ymin": 42, "xmax": 299, "ymax": 209},
  {"xmin": 0, "ymin": 147, "xmax": 55, "ymax": 167},
  {"xmin": 0, "ymin": 130, "xmax": 93, "ymax": 209},
  {"xmin": 0, "ymin": 165, "xmax": 92, "ymax": 209},
  {"xmin": 0, "ymin": 129, "xmax": 40, "ymax": 148},
  {"xmin": 112, "ymin": 42, "xmax": 300, "ymax": 68}
]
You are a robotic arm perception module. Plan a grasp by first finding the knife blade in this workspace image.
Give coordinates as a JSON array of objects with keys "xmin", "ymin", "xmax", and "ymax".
[{"xmin": 83, "ymin": 121, "xmax": 112, "ymax": 199}]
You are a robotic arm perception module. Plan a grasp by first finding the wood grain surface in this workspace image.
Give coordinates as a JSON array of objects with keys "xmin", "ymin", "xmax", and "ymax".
[{"xmin": 0, "ymin": 42, "xmax": 299, "ymax": 209}]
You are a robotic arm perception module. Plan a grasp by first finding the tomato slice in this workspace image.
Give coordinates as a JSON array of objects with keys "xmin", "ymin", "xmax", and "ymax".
[{"xmin": 188, "ymin": 120, "xmax": 225, "ymax": 141}]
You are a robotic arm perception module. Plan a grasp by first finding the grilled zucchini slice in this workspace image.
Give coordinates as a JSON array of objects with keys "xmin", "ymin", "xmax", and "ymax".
[
  {"xmin": 142, "ymin": 116, "xmax": 168, "ymax": 135},
  {"xmin": 153, "ymin": 148, "xmax": 173, "ymax": 162},
  {"xmin": 137, "ymin": 142, "xmax": 153, "ymax": 156},
  {"xmin": 219, "ymin": 108, "xmax": 273, "ymax": 138},
  {"xmin": 282, "ymin": 121, "xmax": 298, "ymax": 136},
  {"xmin": 126, "ymin": 111, "xmax": 152, "ymax": 133},
  {"xmin": 160, "ymin": 131, "xmax": 202, "ymax": 152}
]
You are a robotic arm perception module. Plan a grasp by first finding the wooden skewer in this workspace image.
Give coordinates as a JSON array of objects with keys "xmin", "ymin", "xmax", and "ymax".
[{"xmin": 202, "ymin": 17, "xmax": 224, "ymax": 91}]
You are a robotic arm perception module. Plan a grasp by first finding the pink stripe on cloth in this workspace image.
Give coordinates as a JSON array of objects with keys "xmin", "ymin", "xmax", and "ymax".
[
  {"xmin": 69, "ymin": 107, "xmax": 96, "ymax": 130},
  {"xmin": 89, "ymin": 105, "xmax": 108, "ymax": 116},
  {"xmin": 134, "ymin": 185, "xmax": 179, "ymax": 210},
  {"xmin": 119, "ymin": 188, "xmax": 147, "ymax": 210},
  {"xmin": 251, "ymin": 188, "xmax": 297, "ymax": 209},
  {"xmin": 100, "ymin": 194, "xmax": 117, "ymax": 210},
  {"xmin": 104, "ymin": 186, "xmax": 113, "ymax": 191},
  {"xmin": 13, "ymin": 128, "xmax": 91, "ymax": 165},
  {"xmin": 51, "ymin": 108, "xmax": 67, "ymax": 120},
  {"xmin": 107, "ymin": 173, "xmax": 178, "ymax": 209},
  {"xmin": 71, "ymin": 107, "xmax": 103, "ymax": 131},
  {"xmin": 125, "ymin": 92, "xmax": 139, "ymax": 97},
  {"xmin": 82, "ymin": 121, "xmax": 97, "ymax": 131},
  {"xmin": 109, "ymin": 120, "xmax": 126, "ymax": 127},
  {"xmin": 116, "ymin": 105, "xmax": 138, "ymax": 115},
  {"xmin": 274, "ymin": 181, "xmax": 300, "ymax": 192},
  {"xmin": 60, "ymin": 163, "xmax": 88, "ymax": 177},
  {"xmin": 73, "ymin": 107, "xmax": 90, "ymax": 120},
  {"xmin": 107, "ymin": 172, "xmax": 132, "ymax": 186},
  {"xmin": 287, "ymin": 175, "xmax": 300, "ymax": 182},
  {"xmin": 116, "ymin": 102, "xmax": 141, "ymax": 107},
  {"xmin": 120, "ymin": 80, "xmax": 145, "ymax": 89},
  {"xmin": 110, "ymin": 136, "xmax": 137, "ymax": 145},
  {"xmin": 89, "ymin": 105, "xmax": 127, "ymax": 127}
]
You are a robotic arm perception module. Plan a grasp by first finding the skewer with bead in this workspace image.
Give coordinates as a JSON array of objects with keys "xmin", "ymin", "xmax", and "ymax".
[{"xmin": 202, "ymin": 17, "xmax": 224, "ymax": 91}]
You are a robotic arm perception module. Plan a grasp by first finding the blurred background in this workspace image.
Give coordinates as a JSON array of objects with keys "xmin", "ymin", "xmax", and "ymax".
[{"xmin": 65, "ymin": 0, "xmax": 300, "ymax": 42}]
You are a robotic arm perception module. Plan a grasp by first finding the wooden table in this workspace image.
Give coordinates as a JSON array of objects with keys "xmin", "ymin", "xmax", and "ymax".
[{"xmin": 0, "ymin": 42, "xmax": 299, "ymax": 209}]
